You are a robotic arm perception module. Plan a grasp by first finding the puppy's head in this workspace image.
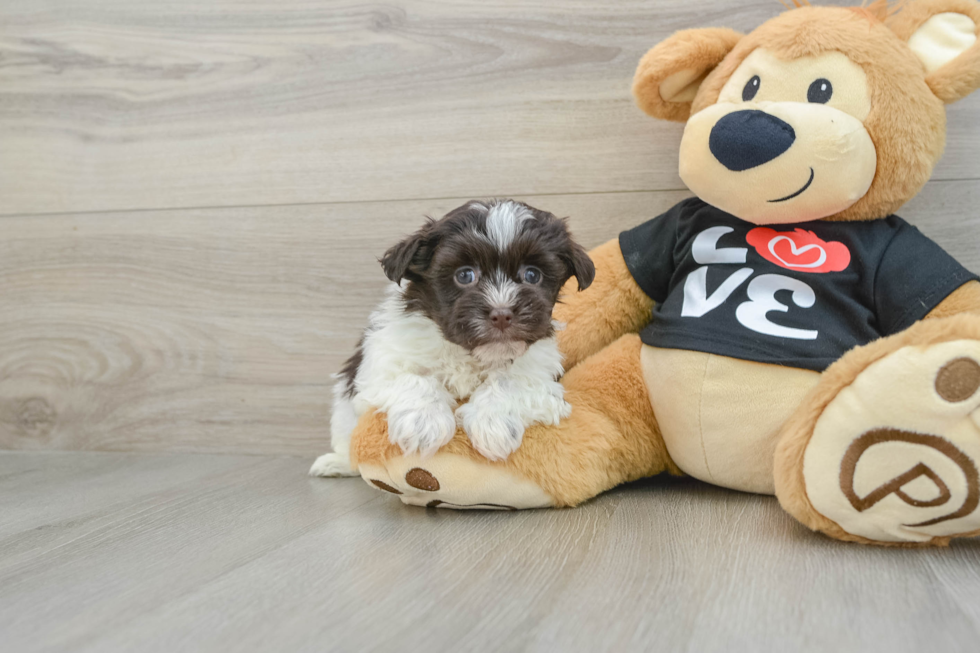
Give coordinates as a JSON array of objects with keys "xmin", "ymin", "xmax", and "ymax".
[{"xmin": 381, "ymin": 199, "xmax": 594, "ymax": 362}]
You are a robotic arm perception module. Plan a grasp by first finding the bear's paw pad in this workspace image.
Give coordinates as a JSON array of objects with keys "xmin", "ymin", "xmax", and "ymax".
[
  {"xmin": 357, "ymin": 453, "xmax": 555, "ymax": 511},
  {"xmin": 803, "ymin": 340, "xmax": 980, "ymax": 543}
]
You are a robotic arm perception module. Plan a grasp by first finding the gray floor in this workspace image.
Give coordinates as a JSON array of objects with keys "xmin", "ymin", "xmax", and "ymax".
[
  {"xmin": 3, "ymin": 0, "xmax": 980, "ymax": 650},
  {"xmin": 2, "ymin": 452, "xmax": 979, "ymax": 653}
]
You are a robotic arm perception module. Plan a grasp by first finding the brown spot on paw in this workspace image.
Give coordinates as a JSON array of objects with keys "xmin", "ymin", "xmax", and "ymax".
[
  {"xmin": 935, "ymin": 357, "xmax": 980, "ymax": 403},
  {"xmin": 370, "ymin": 480, "xmax": 402, "ymax": 494},
  {"xmin": 405, "ymin": 467, "xmax": 440, "ymax": 491}
]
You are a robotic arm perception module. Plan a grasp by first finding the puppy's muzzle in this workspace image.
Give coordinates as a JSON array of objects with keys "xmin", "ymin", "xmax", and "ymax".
[
  {"xmin": 489, "ymin": 308, "xmax": 514, "ymax": 332},
  {"xmin": 709, "ymin": 110, "xmax": 796, "ymax": 171}
]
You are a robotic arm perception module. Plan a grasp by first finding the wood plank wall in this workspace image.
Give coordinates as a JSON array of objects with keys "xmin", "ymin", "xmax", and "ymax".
[{"xmin": 1, "ymin": 0, "xmax": 978, "ymax": 454}]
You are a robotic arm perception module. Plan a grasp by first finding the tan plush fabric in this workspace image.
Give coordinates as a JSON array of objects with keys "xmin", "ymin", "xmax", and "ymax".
[
  {"xmin": 679, "ymin": 80, "xmax": 879, "ymax": 224},
  {"xmin": 923, "ymin": 280, "xmax": 980, "ymax": 319},
  {"xmin": 357, "ymin": 454, "xmax": 555, "ymax": 510},
  {"xmin": 513, "ymin": 334, "xmax": 681, "ymax": 506},
  {"xmin": 685, "ymin": 6, "xmax": 948, "ymax": 223},
  {"xmin": 801, "ymin": 339, "xmax": 980, "ymax": 543},
  {"xmin": 554, "ymin": 237, "xmax": 654, "ymax": 370},
  {"xmin": 352, "ymin": 333, "xmax": 679, "ymax": 508},
  {"xmin": 349, "ymin": 2, "xmax": 980, "ymax": 547},
  {"xmin": 642, "ymin": 347, "xmax": 820, "ymax": 494},
  {"xmin": 889, "ymin": 0, "xmax": 980, "ymax": 103},
  {"xmin": 774, "ymin": 313, "xmax": 980, "ymax": 546},
  {"xmin": 908, "ymin": 12, "xmax": 977, "ymax": 72},
  {"xmin": 633, "ymin": 28, "xmax": 743, "ymax": 122},
  {"xmin": 650, "ymin": 1, "xmax": 980, "ymax": 223}
]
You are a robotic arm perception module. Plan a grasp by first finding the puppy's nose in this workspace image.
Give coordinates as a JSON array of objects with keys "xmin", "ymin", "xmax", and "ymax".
[
  {"xmin": 709, "ymin": 110, "xmax": 795, "ymax": 171},
  {"xmin": 489, "ymin": 308, "xmax": 513, "ymax": 331}
]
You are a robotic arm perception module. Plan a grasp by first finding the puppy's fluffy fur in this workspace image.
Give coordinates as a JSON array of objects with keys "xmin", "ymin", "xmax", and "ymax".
[{"xmin": 310, "ymin": 199, "xmax": 595, "ymax": 476}]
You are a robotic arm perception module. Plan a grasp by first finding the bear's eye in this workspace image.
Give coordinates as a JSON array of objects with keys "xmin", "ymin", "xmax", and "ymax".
[
  {"xmin": 454, "ymin": 267, "xmax": 479, "ymax": 287},
  {"xmin": 742, "ymin": 75, "xmax": 760, "ymax": 102},
  {"xmin": 807, "ymin": 78, "xmax": 833, "ymax": 104}
]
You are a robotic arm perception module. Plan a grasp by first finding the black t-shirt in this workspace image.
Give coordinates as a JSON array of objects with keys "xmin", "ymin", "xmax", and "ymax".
[{"xmin": 619, "ymin": 198, "xmax": 978, "ymax": 372}]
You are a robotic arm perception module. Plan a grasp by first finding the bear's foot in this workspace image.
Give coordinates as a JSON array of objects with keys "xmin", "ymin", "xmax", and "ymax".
[
  {"xmin": 357, "ymin": 453, "xmax": 555, "ymax": 510},
  {"xmin": 777, "ymin": 316, "xmax": 980, "ymax": 545},
  {"xmin": 347, "ymin": 334, "xmax": 675, "ymax": 510}
]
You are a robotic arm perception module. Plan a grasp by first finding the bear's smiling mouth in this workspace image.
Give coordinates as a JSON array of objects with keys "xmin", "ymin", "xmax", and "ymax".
[{"xmin": 768, "ymin": 167, "xmax": 815, "ymax": 203}]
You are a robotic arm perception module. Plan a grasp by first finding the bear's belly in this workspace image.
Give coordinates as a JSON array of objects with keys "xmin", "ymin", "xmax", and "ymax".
[{"xmin": 640, "ymin": 346, "xmax": 820, "ymax": 494}]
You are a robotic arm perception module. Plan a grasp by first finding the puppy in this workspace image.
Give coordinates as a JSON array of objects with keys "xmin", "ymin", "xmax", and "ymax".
[{"xmin": 310, "ymin": 199, "xmax": 595, "ymax": 477}]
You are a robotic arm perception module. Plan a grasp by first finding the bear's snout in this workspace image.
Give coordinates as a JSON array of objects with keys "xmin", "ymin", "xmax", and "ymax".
[{"xmin": 709, "ymin": 110, "xmax": 796, "ymax": 171}]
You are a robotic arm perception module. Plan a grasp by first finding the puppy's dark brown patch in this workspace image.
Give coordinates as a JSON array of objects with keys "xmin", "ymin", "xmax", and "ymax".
[{"xmin": 380, "ymin": 199, "xmax": 594, "ymax": 353}]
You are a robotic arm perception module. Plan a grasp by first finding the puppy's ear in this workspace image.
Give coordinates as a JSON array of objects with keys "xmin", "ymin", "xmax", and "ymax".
[
  {"xmin": 889, "ymin": 0, "xmax": 980, "ymax": 103},
  {"xmin": 633, "ymin": 27, "xmax": 743, "ymax": 122},
  {"xmin": 380, "ymin": 224, "xmax": 432, "ymax": 283},
  {"xmin": 563, "ymin": 242, "xmax": 595, "ymax": 291}
]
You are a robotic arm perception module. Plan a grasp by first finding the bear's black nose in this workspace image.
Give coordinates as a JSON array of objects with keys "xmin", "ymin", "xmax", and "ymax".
[{"xmin": 708, "ymin": 110, "xmax": 796, "ymax": 171}]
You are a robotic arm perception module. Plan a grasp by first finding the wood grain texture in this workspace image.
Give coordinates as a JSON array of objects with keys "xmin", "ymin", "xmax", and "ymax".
[
  {"xmin": 1, "ymin": 0, "xmax": 978, "ymax": 215},
  {"xmin": 3, "ymin": 3, "xmax": 980, "ymax": 648},
  {"xmin": 0, "ymin": 451, "xmax": 978, "ymax": 653},
  {"xmin": 1, "ymin": 182, "xmax": 978, "ymax": 454},
  {"xmin": 0, "ymin": 190, "xmax": 683, "ymax": 454}
]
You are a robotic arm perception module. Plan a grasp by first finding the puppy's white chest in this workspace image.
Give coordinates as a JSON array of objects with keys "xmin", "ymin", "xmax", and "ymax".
[{"xmin": 433, "ymin": 352, "xmax": 491, "ymax": 401}]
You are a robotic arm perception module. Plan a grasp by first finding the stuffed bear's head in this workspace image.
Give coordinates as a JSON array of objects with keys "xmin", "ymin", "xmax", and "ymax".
[{"xmin": 634, "ymin": 0, "xmax": 980, "ymax": 224}]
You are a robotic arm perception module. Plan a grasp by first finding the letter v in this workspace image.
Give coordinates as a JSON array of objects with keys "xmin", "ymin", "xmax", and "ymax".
[{"xmin": 681, "ymin": 267, "xmax": 753, "ymax": 318}]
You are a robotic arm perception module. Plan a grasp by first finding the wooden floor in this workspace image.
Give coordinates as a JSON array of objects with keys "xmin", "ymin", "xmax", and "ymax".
[
  {"xmin": 2, "ymin": 0, "xmax": 979, "ymax": 456},
  {"xmin": 2, "ymin": 451, "xmax": 980, "ymax": 653},
  {"xmin": 2, "ymin": 0, "xmax": 980, "ymax": 649}
]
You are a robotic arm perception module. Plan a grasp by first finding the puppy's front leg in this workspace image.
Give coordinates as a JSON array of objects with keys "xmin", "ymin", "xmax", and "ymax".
[
  {"xmin": 373, "ymin": 373, "xmax": 458, "ymax": 459},
  {"xmin": 457, "ymin": 338, "xmax": 571, "ymax": 461}
]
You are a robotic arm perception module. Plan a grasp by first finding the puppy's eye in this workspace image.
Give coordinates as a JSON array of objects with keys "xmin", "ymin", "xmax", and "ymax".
[
  {"xmin": 742, "ymin": 75, "xmax": 760, "ymax": 102},
  {"xmin": 454, "ymin": 267, "xmax": 479, "ymax": 286},
  {"xmin": 807, "ymin": 78, "xmax": 832, "ymax": 104},
  {"xmin": 521, "ymin": 267, "xmax": 542, "ymax": 284}
]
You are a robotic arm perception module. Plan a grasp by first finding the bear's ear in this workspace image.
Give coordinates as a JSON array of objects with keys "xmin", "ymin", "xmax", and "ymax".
[
  {"xmin": 889, "ymin": 0, "xmax": 980, "ymax": 103},
  {"xmin": 633, "ymin": 28, "xmax": 742, "ymax": 122}
]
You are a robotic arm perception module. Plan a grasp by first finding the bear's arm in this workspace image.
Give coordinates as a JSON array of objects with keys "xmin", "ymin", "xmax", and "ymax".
[
  {"xmin": 554, "ymin": 238, "xmax": 654, "ymax": 370},
  {"xmin": 924, "ymin": 280, "xmax": 980, "ymax": 319}
]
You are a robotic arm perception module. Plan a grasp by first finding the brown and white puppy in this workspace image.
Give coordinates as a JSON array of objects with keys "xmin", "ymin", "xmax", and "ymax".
[{"xmin": 310, "ymin": 199, "xmax": 594, "ymax": 476}]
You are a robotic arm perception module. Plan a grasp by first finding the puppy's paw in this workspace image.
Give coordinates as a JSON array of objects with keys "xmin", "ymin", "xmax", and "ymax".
[
  {"xmin": 309, "ymin": 452, "xmax": 358, "ymax": 477},
  {"xmin": 531, "ymin": 392, "xmax": 572, "ymax": 426},
  {"xmin": 388, "ymin": 402, "xmax": 457, "ymax": 459},
  {"xmin": 456, "ymin": 402, "xmax": 525, "ymax": 461}
]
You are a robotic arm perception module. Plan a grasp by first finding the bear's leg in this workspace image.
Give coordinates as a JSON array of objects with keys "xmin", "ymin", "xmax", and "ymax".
[
  {"xmin": 774, "ymin": 314, "xmax": 980, "ymax": 546},
  {"xmin": 348, "ymin": 333, "xmax": 678, "ymax": 509}
]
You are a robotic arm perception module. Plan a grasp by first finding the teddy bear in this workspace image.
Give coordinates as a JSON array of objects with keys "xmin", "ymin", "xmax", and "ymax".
[{"xmin": 341, "ymin": 0, "xmax": 980, "ymax": 546}]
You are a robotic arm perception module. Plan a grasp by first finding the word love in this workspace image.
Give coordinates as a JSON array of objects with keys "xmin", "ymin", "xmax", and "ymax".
[{"xmin": 681, "ymin": 226, "xmax": 851, "ymax": 340}]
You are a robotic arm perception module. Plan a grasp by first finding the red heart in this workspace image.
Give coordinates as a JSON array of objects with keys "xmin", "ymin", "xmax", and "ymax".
[{"xmin": 746, "ymin": 227, "xmax": 850, "ymax": 274}]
